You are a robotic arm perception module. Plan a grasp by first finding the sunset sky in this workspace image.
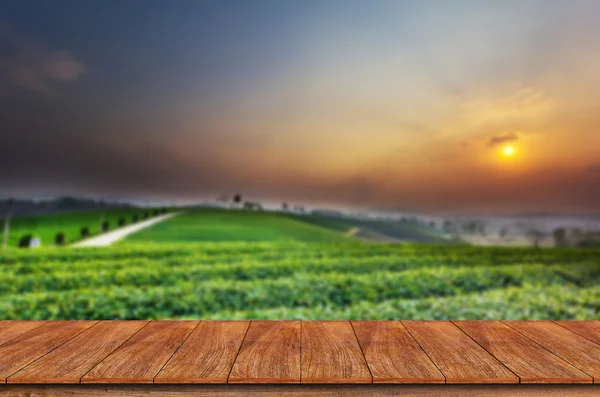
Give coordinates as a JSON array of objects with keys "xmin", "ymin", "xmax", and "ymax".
[{"xmin": 1, "ymin": 0, "xmax": 600, "ymax": 214}]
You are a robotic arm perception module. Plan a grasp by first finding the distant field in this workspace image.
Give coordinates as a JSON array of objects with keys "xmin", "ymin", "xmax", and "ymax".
[
  {"xmin": 127, "ymin": 209, "xmax": 448, "ymax": 244},
  {"xmin": 4, "ymin": 208, "xmax": 164, "ymax": 247},
  {"xmin": 126, "ymin": 209, "xmax": 350, "ymax": 243},
  {"xmin": 1, "ymin": 242, "xmax": 599, "ymax": 320},
  {"xmin": 286, "ymin": 213, "xmax": 449, "ymax": 243},
  {"xmin": 283, "ymin": 213, "xmax": 354, "ymax": 233}
]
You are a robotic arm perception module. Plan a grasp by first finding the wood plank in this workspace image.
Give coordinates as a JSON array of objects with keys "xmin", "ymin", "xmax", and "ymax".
[
  {"xmin": 554, "ymin": 321, "xmax": 600, "ymax": 345},
  {"xmin": 505, "ymin": 321, "xmax": 600, "ymax": 381},
  {"xmin": 3, "ymin": 384, "xmax": 600, "ymax": 397},
  {"xmin": 155, "ymin": 321, "xmax": 249, "ymax": 384},
  {"xmin": 0, "ymin": 321, "xmax": 97, "ymax": 382},
  {"xmin": 229, "ymin": 321, "xmax": 300, "ymax": 384},
  {"xmin": 301, "ymin": 321, "xmax": 371, "ymax": 384},
  {"xmin": 0, "ymin": 321, "xmax": 46, "ymax": 347},
  {"xmin": 456, "ymin": 321, "xmax": 591, "ymax": 383},
  {"xmin": 402, "ymin": 321, "xmax": 518, "ymax": 384},
  {"xmin": 351, "ymin": 321, "xmax": 444, "ymax": 384},
  {"xmin": 82, "ymin": 321, "xmax": 198, "ymax": 384},
  {"xmin": 8, "ymin": 321, "xmax": 148, "ymax": 383}
]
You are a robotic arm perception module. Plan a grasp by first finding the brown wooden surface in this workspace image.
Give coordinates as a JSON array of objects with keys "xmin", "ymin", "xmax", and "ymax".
[
  {"xmin": 2, "ymin": 384, "xmax": 600, "ymax": 397},
  {"xmin": 554, "ymin": 321, "xmax": 600, "ymax": 345},
  {"xmin": 403, "ymin": 321, "xmax": 518, "ymax": 384},
  {"xmin": 229, "ymin": 321, "xmax": 300, "ymax": 384},
  {"xmin": 301, "ymin": 321, "xmax": 371, "ymax": 384},
  {"xmin": 0, "ymin": 321, "xmax": 97, "ymax": 382},
  {"xmin": 505, "ymin": 321, "xmax": 600, "ymax": 381},
  {"xmin": 352, "ymin": 321, "xmax": 444, "ymax": 383},
  {"xmin": 455, "ymin": 321, "xmax": 591, "ymax": 384},
  {"xmin": 0, "ymin": 320, "xmax": 599, "ymax": 386},
  {"xmin": 156, "ymin": 321, "xmax": 249, "ymax": 384},
  {"xmin": 8, "ymin": 321, "xmax": 148, "ymax": 384},
  {"xmin": 82, "ymin": 321, "xmax": 197, "ymax": 384},
  {"xmin": 0, "ymin": 321, "xmax": 47, "ymax": 347}
]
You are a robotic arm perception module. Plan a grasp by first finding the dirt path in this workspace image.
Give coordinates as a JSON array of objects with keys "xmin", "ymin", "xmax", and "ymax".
[
  {"xmin": 73, "ymin": 212, "xmax": 180, "ymax": 247},
  {"xmin": 345, "ymin": 227, "xmax": 403, "ymax": 242}
]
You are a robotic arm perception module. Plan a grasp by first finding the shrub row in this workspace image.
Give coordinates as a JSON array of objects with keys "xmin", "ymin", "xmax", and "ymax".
[{"xmin": 0, "ymin": 264, "xmax": 583, "ymax": 319}]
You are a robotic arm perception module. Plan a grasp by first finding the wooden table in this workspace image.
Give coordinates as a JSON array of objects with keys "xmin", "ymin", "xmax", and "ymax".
[{"xmin": 0, "ymin": 320, "xmax": 599, "ymax": 396}]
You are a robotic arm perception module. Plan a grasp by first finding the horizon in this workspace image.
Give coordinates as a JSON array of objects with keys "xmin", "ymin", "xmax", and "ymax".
[
  {"xmin": 5, "ymin": 194, "xmax": 600, "ymax": 219},
  {"xmin": 2, "ymin": 0, "xmax": 600, "ymax": 215}
]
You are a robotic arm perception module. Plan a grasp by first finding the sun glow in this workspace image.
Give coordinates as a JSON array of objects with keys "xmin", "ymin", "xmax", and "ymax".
[{"xmin": 502, "ymin": 145, "xmax": 515, "ymax": 157}]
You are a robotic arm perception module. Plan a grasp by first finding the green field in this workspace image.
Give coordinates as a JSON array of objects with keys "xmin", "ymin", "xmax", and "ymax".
[
  {"xmin": 4, "ymin": 208, "xmax": 165, "ymax": 247},
  {"xmin": 126, "ymin": 209, "xmax": 448, "ymax": 243},
  {"xmin": 2, "ymin": 208, "xmax": 598, "ymax": 320},
  {"xmin": 1, "ymin": 241, "xmax": 599, "ymax": 320},
  {"xmin": 126, "ymin": 209, "xmax": 350, "ymax": 243}
]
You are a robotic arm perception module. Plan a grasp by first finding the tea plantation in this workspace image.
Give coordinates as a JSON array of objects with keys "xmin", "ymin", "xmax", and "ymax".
[{"xmin": 1, "ymin": 241, "xmax": 599, "ymax": 320}]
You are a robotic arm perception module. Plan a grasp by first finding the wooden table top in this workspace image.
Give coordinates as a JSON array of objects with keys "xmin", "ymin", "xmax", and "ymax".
[{"xmin": 0, "ymin": 320, "xmax": 598, "ymax": 385}]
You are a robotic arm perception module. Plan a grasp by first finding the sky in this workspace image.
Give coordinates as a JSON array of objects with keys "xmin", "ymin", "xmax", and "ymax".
[{"xmin": 1, "ymin": 0, "xmax": 600, "ymax": 214}]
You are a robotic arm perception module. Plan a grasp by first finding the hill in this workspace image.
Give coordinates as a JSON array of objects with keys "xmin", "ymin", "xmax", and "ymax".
[
  {"xmin": 125, "ymin": 209, "xmax": 349, "ymax": 243},
  {"xmin": 287, "ymin": 213, "xmax": 449, "ymax": 243}
]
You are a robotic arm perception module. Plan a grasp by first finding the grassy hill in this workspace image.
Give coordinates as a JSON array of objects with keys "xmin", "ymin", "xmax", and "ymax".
[
  {"xmin": 125, "ymin": 209, "xmax": 350, "ymax": 243},
  {"xmin": 348, "ymin": 218, "xmax": 449, "ymax": 243},
  {"xmin": 283, "ymin": 213, "xmax": 354, "ymax": 233},
  {"xmin": 3, "ymin": 208, "xmax": 162, "ymax": 247},
  {"xmin": 285, "ymin": 213, "xmax": 449, "ymax": 243}
]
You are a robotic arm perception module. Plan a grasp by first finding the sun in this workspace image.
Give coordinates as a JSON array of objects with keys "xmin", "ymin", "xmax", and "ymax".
[{"xmin": 502, "ymin": 145, "xmax": 515, "ymax": 157}]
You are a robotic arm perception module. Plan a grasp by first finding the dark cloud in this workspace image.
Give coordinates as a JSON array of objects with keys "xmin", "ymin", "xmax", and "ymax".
[
  {"xmin": 0, "ymin": 22, "xmax": 85, "ymax": 95},
  {"xmin": 487, "ymin": 132, "xmax": 519, "ymax": 148}
]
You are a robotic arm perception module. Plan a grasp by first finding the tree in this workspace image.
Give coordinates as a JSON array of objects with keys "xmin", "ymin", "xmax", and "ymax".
[
  {"xmin": 2, "ymin": 198, "xmax": 14, "ymax": 250},
  {"xmin": 475, "ymin": 221, "xmax": 486, "ymax": 236},
  {"xmin": 233, "ymin": 194, "xmax": 242, "ymax": 206},
  {"xmin": 553, "ymin": 228, "xmax": 568, "ymax": 247},
  {"xmin": 442, "ymin": 220, "xmax": 455, "ymax": 234},
  {"xmin": 18, "ymin": 234, "xmax": 32, "ymax": 248},
  {"xmin": 55, "ymin": 232, "xmax": 66, "ymax": 246},
  {"xmin": 527, "ymin": 229, "xmax": 545, "ymax": 248},
  {"xmin": 243, "ymin": 201, "xmax": 263, "ymax": 211}
]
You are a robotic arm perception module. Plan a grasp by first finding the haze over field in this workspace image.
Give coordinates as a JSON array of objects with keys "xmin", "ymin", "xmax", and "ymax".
[{"xmin": 1, "ymin": 0, "xmax": 600, "ymax": 214}]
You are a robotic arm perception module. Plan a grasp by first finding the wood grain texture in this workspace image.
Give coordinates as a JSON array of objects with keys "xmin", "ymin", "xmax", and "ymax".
[
  {"xmin": 456, "ymin": 321, "xmax": 591, "ymax": 384},
  {"xmin": 0, "ymin": 321, "xmax": 97, "ymax": 382},
  {"xmin": 155, "ymin": 321, "xmax": 249, "ymax": 384},
  {"xmin": 82, "ymin": 321, "xmax": 197, "ymax": 384},
  {"xmin": 554, "ymin": 321, "xmax": 600, "ymax": 345},
  {"xmin": 351, "ymin": 321, "xmax": 444, "ymax": 384},
  {"xmin": 2, "ymin": 384, "xmax": 600, "ymax": 397},
  {"xmin": 402, "ymin": 321, "xmax": 518, "ymax": 384},
  {"xmin": 505, "ymin": 321, "xmax": 600, "ymax": 382},
  {"xmin": 8, "ymin": 321, "xmax": 148, "ymax": 384},
  {"xmin": 229, "ymin": 321, "xmax": 300, "ymax": 384},
  {"xmin": 0, "ymin": 321, "xmax": 46, "ymax": 347},
  {"xmin": 301, "ymin": 321, "xmax": 371, "ymax": 384}
]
